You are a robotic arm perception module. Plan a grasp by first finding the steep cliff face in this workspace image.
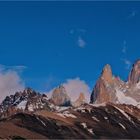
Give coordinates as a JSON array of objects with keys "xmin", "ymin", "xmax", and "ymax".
[
  {"xmin": 128, "ymin": 59, "xmax": 140, "ymax": 85},
  {"xmin": 90, "ymin": 60, "xmax": 140, "ymax": 106},
  {"xmin": 1, "ymin": 60, "xmax": 140, "ymax": 139},
  {"xmin": 101, "ymin": 64, "xmax": 113, "ymax": 84},
  {"xmin": 50, "ymin": 85, "xmax": 71, "ymax": 106},
  {"xmin": 73, "ymin": 93, "xmax": 86, "ymax": 107},
  {"xmin": 90, "ymin": 64, "xmax": 117, "ymax": 104}
]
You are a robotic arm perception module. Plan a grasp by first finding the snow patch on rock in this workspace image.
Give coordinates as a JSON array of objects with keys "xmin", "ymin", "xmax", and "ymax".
[
  {"xmin": 92, "ymin": 116, "xmax": 100, "ymax": 122},
  {"xmin": 119, "ymin": 123, "xmax": 126, "ymax": 130},
  {"xmin": 63, "ymin": 111, "xmax": 77, "ymax": 118},
  {"xmin": 114, "ymin": 106, "xmax": 131, "ymax": 121},
  {"xmin": 87, "ymin": 128, "xmax": 94, "ymax": 135},
  {"xmin": 81, "ymin": 123, "xmax": 87, "ymax": 128},
  {"xmin": 17, "ymin": 100, "xmax": 27, "ymax": 110},
  {"xmin": 115, "ymin": 88, "xmax": 139, "ymax": 106}
]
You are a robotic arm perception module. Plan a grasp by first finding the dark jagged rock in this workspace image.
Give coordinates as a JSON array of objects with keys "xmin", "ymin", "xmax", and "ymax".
[{"xmin": 0, "ymin": 88, "xmax": 54, "ymax": 118}]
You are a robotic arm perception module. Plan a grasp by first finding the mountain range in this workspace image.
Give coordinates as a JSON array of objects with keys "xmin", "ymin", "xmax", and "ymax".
[{"xmin": 0, "ymin": 60, "xmax": 140, "ymax": 139}]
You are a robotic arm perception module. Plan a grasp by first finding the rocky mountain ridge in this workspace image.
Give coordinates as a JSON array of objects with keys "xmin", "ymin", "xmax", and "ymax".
[
  {"xmin": 0, "ymin": 60, "xmax": 140, "ymax": 139},
  {"xmin": 50, "ymin": 85, "xmax": 71, "ymax": 106},
  {"xmin": 0, "ymin": 103, "xmax": 140, "ymax": 139},
  {"xmin": 90, "ymin": 59, "xmax": 140, "ymax": 107},
  {"xmin": 0, "ymin": 85, "xmax": 86, "ymax": 119}
]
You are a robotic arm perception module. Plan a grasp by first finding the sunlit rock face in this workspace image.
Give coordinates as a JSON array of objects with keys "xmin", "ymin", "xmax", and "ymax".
[
  {"xmin": 90, "ymin": 60, "xmax": 140, "ymax": 106},
  {"xmin": 1, "ymin": 61, "xmax": 140, "ymax": 139},
  {"xmin": 72, "ymin": 92, "xmax": 86, "ymax": 107},
  {"xmin": 90, "ymin": 64, "xmax": 118, "ymax": 104},
  {"xmin": 128, "ymin": 59, "xmax": 140, "ymax": 85},
  {"xmin": 51, "ymin": 85, "xmax": 71, "ymax": 106}
]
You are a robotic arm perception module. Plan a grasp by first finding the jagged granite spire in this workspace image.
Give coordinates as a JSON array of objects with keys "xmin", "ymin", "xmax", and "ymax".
[
  {"xmin": 101, "ymin": 64, "xmax": 113, "ymax": 83},
  {"xmin": 90, "ymin": 64, "xmax": 118, "ymax": 104},
  {"xmin": 73, "ymin": 93, "xmax": 86, "ymax": 107},
  {"xmin": 90, "ymin": 64, "xmax": 113, "ymax": 103},
  {"xmin": 128, "ymin": 59, "xmax": 140, "ymax": 85},
  {"xmin": 51, "ymin": 85, "xmax": 71, "ymax": 106}
]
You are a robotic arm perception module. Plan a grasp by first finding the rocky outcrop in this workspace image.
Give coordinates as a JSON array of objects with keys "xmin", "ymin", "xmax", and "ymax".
[
  {"xmin": 128, "ymin": 59, "xmax": 140, "ymax": 85},
  {"xmin": 0, "ymin": 88, "xmax": 54, "ymax": 118},
  {"xmin": 50, "ymin": 85, "xmax": 71, "ymax": 106},
  {"xmin": 90, "ymin": 64, "xmax": 117, "ymax": 104},
  {"xmin": 101, "ymin": 64, "xmax": 113, "ymax": 83},
  {"xmin": 90, "ymin": 60, "xmax": 140, "ymax": 105},
  {"xmin": 1, "ymin": 59, "xmax": 140, "ymax": 139},
  {"xmin": 73, "ymin": 93, "xmax": 86, "ymax": 107}
]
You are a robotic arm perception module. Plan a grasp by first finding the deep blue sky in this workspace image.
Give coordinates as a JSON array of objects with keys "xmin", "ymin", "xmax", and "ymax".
[{"xmin": 0, "ymin": 1, "xmax": 140, "ymax": 91}]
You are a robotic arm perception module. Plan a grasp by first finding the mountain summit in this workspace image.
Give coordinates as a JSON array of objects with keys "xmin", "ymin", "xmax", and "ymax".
[
  {"xmin": 101, "ymin": 64, "xmax": 113, "ymax": 83},
  {"xmin": 90, "ymin": 64, "xmax": 116, "ymax": 104},
  {"xmin": 50, "ymin": 85, "xmax": 71, "ymax": 106},
  {"xmin": 0, "ymin": 88, "xmax": 53, "ymax": 118},
  {"xmin": 128, "ymin": 59, "xmax": 140, "ymax": 85},
  {"xmin": 1, "ymin": 60, "xmax": 140, "ymax": 139},
  {"xmin": 90, "ymin": 60, "xmax": 140, "ymax": 106}
]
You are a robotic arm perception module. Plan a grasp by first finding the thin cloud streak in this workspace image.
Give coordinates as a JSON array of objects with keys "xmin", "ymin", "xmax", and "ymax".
[
  {"xmin": 0, "ymin": 64, "xmax": 27, "ymax": 72},
  {"xmin": 77, "ymin": 28, "xmax": 87, "ymax": 33},
  {"xmin": 121, "ymin": 58, "xmax": 132, "ymax": 70},
  {"xmin": 127, "ymin": 10, "xmax": 138, "ymax": 19},
  {"xmin": 69, "ymin": 28, "xmax": 87, "ymax": 48},
  {"xmin": 122, "ymin": 40, "xmax": 127, "ymax": 54},
  {"xmin": 121, "ymin": 40, "xmax": 132, "ymax": 70},
  {"xmin": 77, "ymin": 36, "xmax": 86, "ymax": 48},
  {"xmin": 70, "ymin": 29, "xmax": 74, "ymax": 34}
]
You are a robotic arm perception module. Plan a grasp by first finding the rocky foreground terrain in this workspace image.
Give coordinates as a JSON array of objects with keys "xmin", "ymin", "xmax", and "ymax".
[
  {"xmin": 1, "ymin": 103, "xmax": 140, "ymax": 139},
  {"xmin": 1, "ymin": 60, "xmax": 140, "ymax": 139}
]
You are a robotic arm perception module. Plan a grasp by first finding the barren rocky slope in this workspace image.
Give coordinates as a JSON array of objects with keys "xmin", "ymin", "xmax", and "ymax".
[{"xmin": 0, "ymin": 103, "xmax": 140, "ymax": 139}]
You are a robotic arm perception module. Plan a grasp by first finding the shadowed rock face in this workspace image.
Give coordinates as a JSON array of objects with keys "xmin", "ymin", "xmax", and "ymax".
[
  {"xmin": 51, "ymin": 85, "xmax": 71, "ymax": 106},
  {"xmin": 128, "ymin": 59, "xmax": 140, "ymax": 85}
]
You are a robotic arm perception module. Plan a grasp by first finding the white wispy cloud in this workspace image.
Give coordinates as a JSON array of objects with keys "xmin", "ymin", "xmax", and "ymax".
[
  {"xmin": 70, "ymin": 29, "xmax": 74, "ymax": 34},
  {"xmin": 0, "ymin": 64, "xmax": 27, "ymax": 73},
  {"xmin": 0, "ymin": 65, "xmax": 25, "ymax": 103},
  {"xmin": 77, "ymin": 36, "xmax": 86, "ymax": 48},
  {"xmin": 77, "ymin": 28, "xmax": 87, "ymax": 33},
  {"xmin": 121, "ymin": 40, "xmax": 132, "ymax": 70},
  {"xmin": 47, "ymin": 77, "xmax": 91, "ymax": 102},
  {"xmin": 121, "ymin": 58, "xmax": 132, "ymax": 70},
  {"xmin": 69, "ymin": 28, "xmax": 87, "ymax": 48},
  {"xmin": 63, "ymin": 77, "xmax": 91, "ymax": 102},
  {"xmin": 127, "ymin": 10, "xmax": 138, "ymax": 19},
  {"xmin": 122, "ymin": 40, "xmax": 127, "ymax": 54}
]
